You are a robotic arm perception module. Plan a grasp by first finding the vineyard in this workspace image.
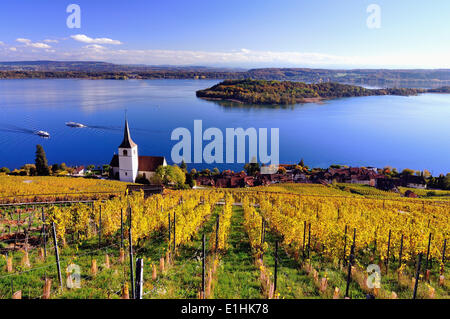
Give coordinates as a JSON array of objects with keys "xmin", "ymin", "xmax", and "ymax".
[
  {"xmin": 0, "ymin": 175, "xmax": 130, "ymax": 204},
  {"xmin": 0, "ymin": 186, "xmax": 449, "ymax": 299}
]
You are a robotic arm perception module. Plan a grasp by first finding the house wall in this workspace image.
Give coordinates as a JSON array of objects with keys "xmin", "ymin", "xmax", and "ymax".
[{"xmin": 407, "ymin": 183, "xmax": 426, "ymax": 189}]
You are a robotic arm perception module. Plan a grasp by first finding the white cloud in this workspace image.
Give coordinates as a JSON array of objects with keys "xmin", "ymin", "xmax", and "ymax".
[
  {"xmin": 9, "ymin": 47, "xmax": 17, "ymax": 51},
  {"xmin": 71, "ymin": 34, "xmax": 122, "ymax": 45},
  {"xmin": 16, "ymin": 38, "xmax": 51, "ymax": 49},
  {"xmin": 1, "ymin": 44, "xmax": 449, "ymax": 68},
  {"xmin": 29, "ymin": 42, "xmax": 51, "ymax": 49},
  {"xmin": 44, "ymin": 39, "xmax": 59, "ymax": 43},
  {"xmin": 16, "ymin": 38, "xmax": 31, "ymax": 44},
  {"xmin": 0, "ymin": 41, "xmax": 4, "ymax": 46},
  {"xmin": 84, "ymin": 44, "xmax": 106, "ymax": 50}
]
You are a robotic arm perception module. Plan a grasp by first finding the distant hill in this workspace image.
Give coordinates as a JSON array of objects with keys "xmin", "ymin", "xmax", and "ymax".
[
  {"xmin": 0, "ymin": 61, "xmax": 243, "ymax": 72},
  {"xmin": 0, "ymin": 61, "xmax": 449, "ymax": 88},
  {"xmin": 196, "ymin": 79, "xmax": 428, "ymax": 105}
]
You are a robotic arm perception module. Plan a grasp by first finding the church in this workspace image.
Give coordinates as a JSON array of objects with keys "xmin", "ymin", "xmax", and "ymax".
[{"xmin": 110, "ymin": 119, "xmax": 167, "ymax": 183}]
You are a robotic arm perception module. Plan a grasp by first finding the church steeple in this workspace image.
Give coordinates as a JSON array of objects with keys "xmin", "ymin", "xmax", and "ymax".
[{"xmin": 119, "ymin": 119, "xmax": 137, "ymax": 148}]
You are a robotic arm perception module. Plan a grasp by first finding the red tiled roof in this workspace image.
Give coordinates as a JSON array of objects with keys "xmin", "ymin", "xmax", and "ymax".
[
  {"xmin": 138, "ymin": 156, "xmax": 165, "ymax": 172},
  {"xmin": 110, "ymin": 154, "xmax": 165, "ymax": 172}
]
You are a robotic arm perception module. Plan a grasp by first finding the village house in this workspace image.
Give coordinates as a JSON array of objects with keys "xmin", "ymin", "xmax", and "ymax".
[
  {"xmin": 110, "ymin": 119, "xmax": 167, "ymax": 183},
  {"xmin": 71, "ymin": 165, "xmax": 85, "ymax": 177}
]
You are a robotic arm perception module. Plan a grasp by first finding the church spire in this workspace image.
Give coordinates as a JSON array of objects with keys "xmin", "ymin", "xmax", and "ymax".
[{"xmin": 119, "ymin": 118, "xmax": 137, "ymax": 148}]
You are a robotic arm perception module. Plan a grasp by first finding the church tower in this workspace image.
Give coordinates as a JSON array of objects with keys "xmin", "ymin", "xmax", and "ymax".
[{"xmin": 118, "ymin": 119, "xmax": 139, "ymax": 182}]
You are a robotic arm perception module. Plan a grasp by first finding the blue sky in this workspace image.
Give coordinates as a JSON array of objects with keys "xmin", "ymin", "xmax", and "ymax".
[{"xmin": 0, "ymin": 0, "xmax": 449, "ymax": 68}]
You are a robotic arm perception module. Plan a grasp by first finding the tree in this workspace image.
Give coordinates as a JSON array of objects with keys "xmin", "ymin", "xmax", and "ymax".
[
  {"xmin": 180, "ymin": 159, "xmax": 187, "ymax": 172},
  {"xmin": 21, "ymin": 164, "xmax": 36, "ymax": 176},
  {"xmin": 60, "ymin": 163, "xmax": 68, "ymax": 171},
  {"xmin": 277, "ymin": 167, "xmax": 287, "ymax": 175},
  {"xmin": 444, "ymin": 173, "xmax": 450, "ymax": 190},
  {"xmin": 102, "ymin": 164, "xmax": 111, "ymax": 174},
  {"xmin": 51, "ymin": 163, "xmax": 60, "ymax": 173},
  {"xmin": 401, "ymin": 168, "xmax": 415, "ymax": 176},
  {"xmin": 212, "ymin": 167, "xmax": 220, "ymax": 175},
  {"xmin": 244, "ymin": 162, "xmax": 260, "ymax": 176},
  {"xmin": 153, "ymin": 165, "xmax": 186, "ymax": 188},
  {"xmin": 0, "ymin": 167, "xmax": 10, "ymax": 174},
  {"xmin": 421, "ymin": 169, "xmax": 432, "ymax": 178},
  {"xmin": 186, "ymin": 171, "xmax": 195, "ymax": 188},
  {"xmin": 298, "ymin": 158, "xmax": 305, "ymax": 167},
  {"xmin": 35, "ymin": 144, "xmax": 50, "ymax": 176}
]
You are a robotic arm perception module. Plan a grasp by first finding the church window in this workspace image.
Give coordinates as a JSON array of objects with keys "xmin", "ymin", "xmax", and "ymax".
[{"xmin": 123, "ymin": 150, "xmax": 128, "ymax": 156}]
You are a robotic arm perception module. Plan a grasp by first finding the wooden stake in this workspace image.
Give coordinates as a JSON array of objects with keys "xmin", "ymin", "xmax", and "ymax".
[
  {"xmin": 105, "ymin": 254, "xmax": 110, "ymax": 269},
  {"xmin": 119, "ymin": 248, "xmax": 125, "ymax": 263},
  {"xmin": 6, "ymin": 256, "xmax": 13, "ymax": 273},
  {"xmin": 152, "ymin": 264, "xmax": 157, "ymax": 280},
  {"xmin": 12, "ymin": 290, "xmax": 22, "ymax": 299},
  {"xmin": 91, "ymin": 259, "xmax": 98, "ymax": 276},
  {"xmin": 42, "ymin": 278, "xmax": 52, "ymax": 299},
  {"xmin": 121, "ymin": 282, "xmax": 129, "ymax": 299}
]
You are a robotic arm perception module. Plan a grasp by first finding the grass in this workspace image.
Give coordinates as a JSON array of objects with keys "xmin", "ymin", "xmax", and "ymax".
[{"xmin": 213, "ymin": 207, "xmax": 261, "ymax": 298}]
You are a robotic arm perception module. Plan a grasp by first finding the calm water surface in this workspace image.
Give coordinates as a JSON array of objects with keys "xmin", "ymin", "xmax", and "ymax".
[{"xmin": 0, "ymin": 79, "xmax": 449, "ymax": 174}]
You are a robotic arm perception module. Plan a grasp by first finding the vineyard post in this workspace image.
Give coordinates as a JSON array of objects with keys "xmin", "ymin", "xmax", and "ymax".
[
  {"xmin": 128, "ymin": 227, "xmax": 135, "ymax": 299},
  {"xmin": 120, "ymin": 208, "xmax": 124, "ymax": 248},
  {"xmin": 342, "ymin": 225, "xmax": 348, "ymax": 266},
  {"xmin": 274, "ymin": 240, "xmax": 278, "ymax": 294},
  {"xmin": 263, "ymin": 220, "xmax": 266, "ymax": 243},
  {"xmin": 399, "ymin": 234, "xmax": 404, "ymax": 268},
  {"xmin": 413, "ymin": 253, "xmax": 422, "ymax": 299},
  {"xmin": 135, "ymin": 258, "xmax": 143, "ymax": 299},
  {"xmin": 28, "ymin": 208, "xmax": 32, "ymax": 231},
  {"xmin": 173, "ymin": 212, "xmax": 176, "ymax": 254},
  {"xmin": 260, "ymin": 219, "xmax": 264, "ymax": 245},
  {"xmin": 302, "ymin": 221, "xmax": 306, "ymax": 258},
  {"xmin": 168, "ymin": 212, "xmax": 171, "ymax": 243},
  {"xmin": 98, "ymin": 205, "xmax": 102, "ymax": 248},
  {"xmin": 41, "ymin": 207, "xmax": 47, "ymax": 259},
  {"xmin": 215, "ymin": 214, "xmax": 220, "ymax": 251},
  {"xmin": 51, "ymin": 222, "xmax": 63, "ymax": 290},
  {"xmin": 443, "ymin": 239, "xmax": 447, "ymax": 265},
  {"xmin": 202, "ymin": 234, "xmax": 206, "ymax": 297},
  {"xmin": 128, "ymin": 204, "xmax": 132, "ymax": 229},
  {"xmin": 345, "ymin": 244, "xmax": 355, "ymax": 298},
  {"xmin": 425, "ymin": 233, "xmax": 432, "ymax": 271},
  {"xmin": 307, "ymin": 223, "xmax": 311, "ymax": 259},
  {"xmin": 386, "ymin": 230, "xmax": 391, "ymax": 273},
  {"xmin": 373, "ymin": 229, "xmax": 377, "ymax": 255}
]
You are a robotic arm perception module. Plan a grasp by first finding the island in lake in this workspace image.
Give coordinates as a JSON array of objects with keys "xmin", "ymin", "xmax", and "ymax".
[{"xmin": 196, "ymin": 79, "xmax": 448, "ymax": 105}]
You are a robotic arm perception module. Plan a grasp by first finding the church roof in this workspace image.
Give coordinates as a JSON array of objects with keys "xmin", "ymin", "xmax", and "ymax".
[
  {"xmin": 109, "ymin": 154, "xmax": 165, "ymax": 172},
  {"xmin": 119, "ymin": 119, "xmax": 137, "ymax": 148},
  {"xmin": 138, "ymin": 156, "xmax": 165, "ymax": 172},
  {"xmin": 110, "ymin": 154, "xmax": 119, "ymax": 167}
]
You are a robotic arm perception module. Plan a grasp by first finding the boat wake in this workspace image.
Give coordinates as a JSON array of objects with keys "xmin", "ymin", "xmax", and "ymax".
[{"xmin": 0, "ymin": 124, "xmax": 36, "ymax": 135}]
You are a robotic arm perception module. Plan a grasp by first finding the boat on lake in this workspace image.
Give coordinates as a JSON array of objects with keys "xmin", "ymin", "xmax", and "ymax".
[
  {"xmin": 34, "ymin": 130, "xmax": 50, "ymax": 138},
  {"xmin": 65, "ymin": 122, "xmax": 86, "ymax": 128}
]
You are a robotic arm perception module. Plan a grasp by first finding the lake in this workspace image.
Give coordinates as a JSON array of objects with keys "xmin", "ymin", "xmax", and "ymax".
[{"xmin": 0, "ymin": 79, "xmax": 449, "ymax": 175}]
